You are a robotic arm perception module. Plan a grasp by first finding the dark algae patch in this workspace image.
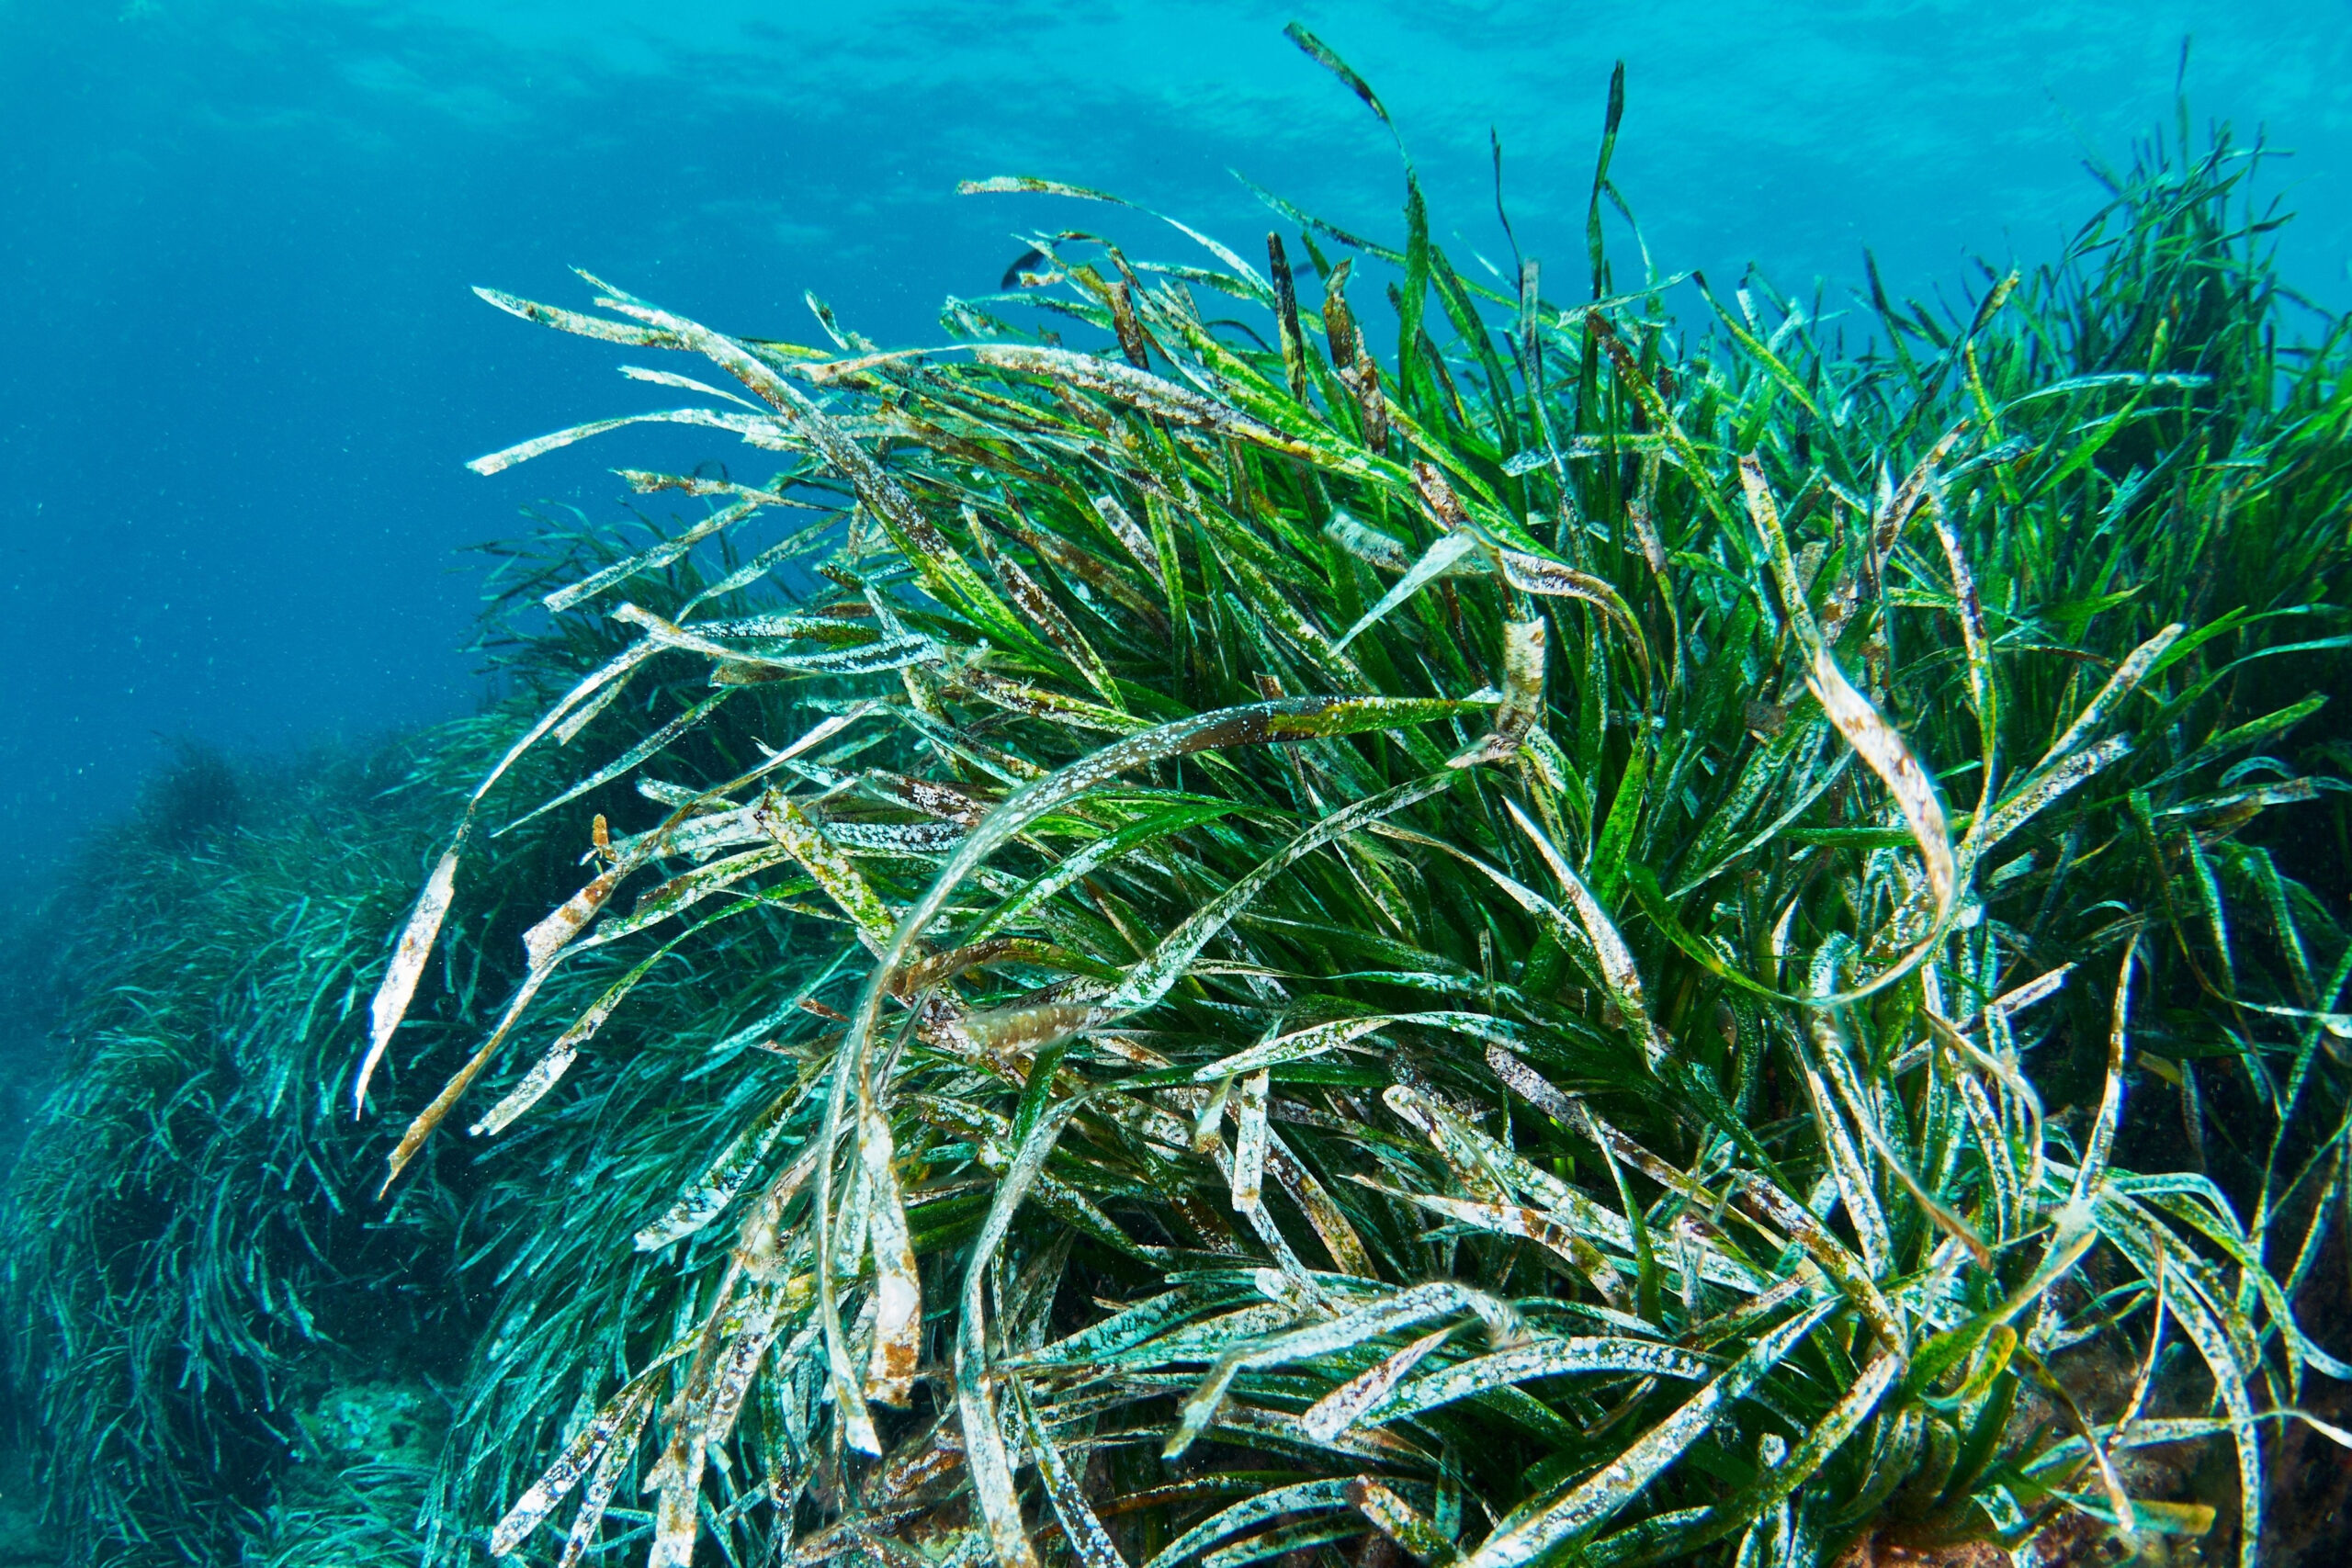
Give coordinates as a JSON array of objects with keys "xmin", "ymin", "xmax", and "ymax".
[
  {"xmin": 0, "ymin": 733, "xmax": 546, "ymax": 1564},
  {"xmin": 7, "ymin": 29, "xmax": 2352, "ymax": 1568}
]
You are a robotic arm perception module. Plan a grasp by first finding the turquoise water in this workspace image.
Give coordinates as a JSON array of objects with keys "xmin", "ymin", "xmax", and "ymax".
[{"xmin": 5, "ymin": 1, "xmax": 2352, "ymax": 883}]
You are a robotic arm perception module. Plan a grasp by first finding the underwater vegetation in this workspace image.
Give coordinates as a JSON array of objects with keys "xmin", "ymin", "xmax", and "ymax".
[
  {"xmin": 0, "ymin": 727, "xmax": 582, "ymax": 1564},
  {"xmin": 9, "ymin": 27, "xmax": 2352, "ymax": 1568},
  {"xmin": 137, "ymin": 739, "xmax": 245, "ymax": 852}
]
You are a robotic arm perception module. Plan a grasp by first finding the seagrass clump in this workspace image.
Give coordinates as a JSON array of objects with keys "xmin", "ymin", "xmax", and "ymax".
[
  {"xmin": 352, "ymin": 32, "xmax": 2352, "ymax": 1568},
  {"xmin": 0, "ymin": 727, "xmax": 551, "ymax": 1564}
]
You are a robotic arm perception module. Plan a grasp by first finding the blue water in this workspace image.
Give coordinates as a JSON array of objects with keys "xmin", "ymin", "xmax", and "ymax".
[{"xmin": 6, "ymin": 0, "xmax": 2352, "ymax": 883}]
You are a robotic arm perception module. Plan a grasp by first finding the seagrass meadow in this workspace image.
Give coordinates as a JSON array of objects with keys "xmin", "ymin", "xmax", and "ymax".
[{"xmin": 8, "ymin": 28, "xmax": 2352, "ymax": 1568}]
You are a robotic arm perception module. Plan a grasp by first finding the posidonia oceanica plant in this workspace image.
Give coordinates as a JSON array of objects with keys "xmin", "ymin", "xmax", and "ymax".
[
  {"xmin": 364, "ymin": 30, "xmax": 2352, "ymax": 1568},
  {"xmin": 0, "ymin": 724, "xmax": 555, "ymax": 1565}
]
